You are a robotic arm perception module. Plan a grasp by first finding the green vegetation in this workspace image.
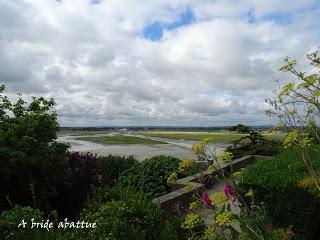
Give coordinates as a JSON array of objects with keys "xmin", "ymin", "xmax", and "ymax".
[
  {"xmin": 79, "ymin": 134, "xmax": 166, "ymax": 145},
  {"xmin": 139, "ymin": 131, "xmax": 248, "ymax": 143},
  {"xmin": 0, "ymin": 85, "xmax": 69, "ymax": 213},
  {"xmin": 80, "ymin": 187, "xmax": 184, "ymax": 240},
  {"xmin": 227, "ymin": 130, "xmax": 283, "ymax": 158},
  {"xmin": 118, "ymin": 155, "xmax": 206, "ymax": 198},
  {"xmin": 139, "ymin": 130, "xmax": 285, "ymax": 143},
  {"xmin": 228, "ymin": 124, "xmax": 251, "ymax": 133},
  {"xmin": 58, "ymin": 129, "xmax": 110, "ymax": 136},
  {"xmin": 239, "ymin": 147, "xmax": 320, "ymax": 239}
]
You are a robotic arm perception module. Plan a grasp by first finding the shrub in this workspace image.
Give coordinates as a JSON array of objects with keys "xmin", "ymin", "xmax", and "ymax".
[
  {"xmin": 238, "ymin": 147, "xmax": 320, "ymax": 240},
  {"xmin": 97, "ymin": 154, "xmax": 138, "ymax": 186},
  {"xmin": 80, "ymin": 186, "xmax": 184, "ymax": 240},
  {"xmin": 228, "ymin": 124, "xmax": 251, "ymax": 133},
  {"xmin": 0, "ymin": 206, "xmax": 57, "ymax": 240},
  {"xmin": 117, "ymin": 155, "xmax": 181, "ymax": 197},
  {"xmin": 226, "ymin": 140, "xmax": 282, "ymax": 158},
  {"xmin": 61, "ymin": 152, "xmax": 138, "ymax": 218},
  {"xmin": 117, "ymin": 155, "xmax": 204, "ymax": 198}
]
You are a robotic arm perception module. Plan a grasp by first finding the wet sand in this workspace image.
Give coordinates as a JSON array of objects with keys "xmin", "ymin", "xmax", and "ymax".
[{"xmin": 57, "ymin": 133, "xmax": 229, "ymax": 161}]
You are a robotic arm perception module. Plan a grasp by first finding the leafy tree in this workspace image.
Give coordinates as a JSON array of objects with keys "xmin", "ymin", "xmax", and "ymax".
[
  {"xmin": 0, "ymin": 84, "xmax": 69, "ymax": 213},
  {"xmin": 228, "ymin": 124, "xmax": 251, "ymax": 133}
]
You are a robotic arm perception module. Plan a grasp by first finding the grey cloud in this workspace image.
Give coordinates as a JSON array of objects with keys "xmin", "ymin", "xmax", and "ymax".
[{"xmin": 0, "ymin": 0, "xmax": 319, "ymax": 126}]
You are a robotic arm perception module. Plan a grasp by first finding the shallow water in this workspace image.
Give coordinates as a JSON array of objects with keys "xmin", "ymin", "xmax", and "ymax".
[{"xmin": 57, "ymin": 133, "xmax": 228, "ymax": 161}]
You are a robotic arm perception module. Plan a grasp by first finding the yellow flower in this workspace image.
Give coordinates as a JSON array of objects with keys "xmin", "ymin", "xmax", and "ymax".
[
  {"xmin": 185, "ymin": 183, "xmax": 196, "ymax": 192},
  {"xmin": 181, "ymin": 214, "xmax": 203, "ymax": 230},
  {"xmin": 300, "ymin": 137, "xmax": 312, "ymax": 148},
  {"xmin": 209, "ymin": 192, "xmax": 227, "ymax": 205},
  {"xmin": 189, "ymin": 201, "xmax": 198, "ymax": 210},
  {"xmin": 245, "ymin": 189, "xmax": 254, "ymax": 198},
  {"xmin": 218, "ymin": 151, "xmax": 233, "ymax": 161},
  {"xmin": 191, "ymin": 143, "xmax": 204, "ymax": 156},
  {"xmin": 167, "ymin": 172, "xmax": 178, "ymax": 185},
  {"xmin": 283, "ymin": 130, "xmax": 298, "ymax": 149},
  {"xmin": 178, "ymin": 158, "xmax": 194, "ymax": 172},
  {"xmin": 215, "ymin": 211, "xmax": 232, "ymax": 226}
]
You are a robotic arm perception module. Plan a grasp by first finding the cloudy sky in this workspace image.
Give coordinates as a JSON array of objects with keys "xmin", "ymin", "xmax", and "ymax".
[{"xmin": 0, "ymin": 0, "xmax": 319, "ymax": 126}]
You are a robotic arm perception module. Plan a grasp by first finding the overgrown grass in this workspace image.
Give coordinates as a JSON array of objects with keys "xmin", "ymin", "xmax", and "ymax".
[
  {"xmin": 239, "ymin": 145, "xmax": 320, "ymax": 240},
  {"xmin": 138, "ymin": 131, "xmax": 285, "ymax": 144},
  {"xmin": 78, "ymin": 135, "xmax": 166, "ymax": 145}
]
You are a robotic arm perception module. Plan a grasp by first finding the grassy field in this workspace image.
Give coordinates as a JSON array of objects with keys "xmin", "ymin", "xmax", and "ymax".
[
  {"xmin": 58, "ymin": 130, "xmax": 110, "ymax": 136},
  {"xmin": 138, "ymin": 131, "xmax": 286, "ymax": 144},
  {"xmin": 78, "ymin": 135, "xmax": 166, "ymax": 145}
]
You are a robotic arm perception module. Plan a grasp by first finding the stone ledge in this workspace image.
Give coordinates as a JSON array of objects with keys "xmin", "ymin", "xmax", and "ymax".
[{"xmin": 152, "ymin": 155, "xmax": 271, "ymax": 214}]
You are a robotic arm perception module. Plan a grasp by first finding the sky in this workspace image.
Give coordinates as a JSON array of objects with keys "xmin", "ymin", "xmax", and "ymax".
[{"xmin": 0, "ymin": 0, "xmax": 319, "ymax": 127}]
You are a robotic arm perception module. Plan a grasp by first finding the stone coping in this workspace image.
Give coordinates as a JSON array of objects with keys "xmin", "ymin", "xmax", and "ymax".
[{"xmin": 152, "ymin": 155, "xmax": 271, "ymax": 214}]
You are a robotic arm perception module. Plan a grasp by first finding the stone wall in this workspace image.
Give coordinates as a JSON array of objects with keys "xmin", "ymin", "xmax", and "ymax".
[{"xmin": 152, "ymin": 155, "xmax": 271, "ymax": 214}]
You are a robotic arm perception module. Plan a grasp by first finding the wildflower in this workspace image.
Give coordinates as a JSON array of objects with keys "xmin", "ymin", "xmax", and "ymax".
[
  {"xmin": 224, "ymin": 184, "xmax": 237, "ymax": 202},
  {"xmin": 215, "ymin": 211, "xmax": 232, "ymax": 226},
  {"xmin": 245, "ymin": 189, "xmax": 254, "ymax": 198},
  {"xmin": 181, "ymin": 214, "xmax": 203, "ymax": 230},
  {"xmin": 185, "ymin": 183, "xmax": 196, "ymax": 192},
  {"xmin": 189, "ymin": 201, "xmax": 198, "ymax": 210},
  {"xmin": 167, "ymin": 172, "xmax": 177, "ymax": 185},
  {"xmin": 218, "ymin": 151, "xmax": 233, "ymax": 162},
  {"xmin": 209, "ymin": 192, "xmax": 227, "ymax": 205},
  {"xmin": 201, "ymin": 193, "xmax": 212, "ymax": 208},
  {"xmin": 191, "ymin": 143, "xmax": 204, "ymax": 156},
  {"xmin": 178, "ymin": 159, "xmax": 194, "ymax": 172},
  {"xmin": 283, "ymin": 130, "xmax": 298, "ymax": 149},
  {"xmin": 300, "ymin": 137, "xmax": 312, "ymax": 148}
]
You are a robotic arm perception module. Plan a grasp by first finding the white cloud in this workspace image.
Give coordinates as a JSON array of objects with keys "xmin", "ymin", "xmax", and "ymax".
[{"xmin": 0, "ymin": 0, "xmax": 319, "ymax": 126}]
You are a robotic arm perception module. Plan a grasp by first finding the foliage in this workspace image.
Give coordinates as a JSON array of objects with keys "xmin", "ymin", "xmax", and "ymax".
[
  {"xmin": 226, "ymin": 140, "xmax": 282, "ymax": 158},
  {"xmin": 61, "ymin": 152, "xmax": 138, "ymax": 218},
  {"xmin": 0, "ymin": 206, "xmax": 43, "ymax": 240},
  {"xmin": 227, "ymin": 124, "xmax": 251, "ymax": 133},
  {"xmin": 238, "ymin": 147, "xmax": 320, "ymax": 239},
  {"xmin": 266, "ymin": 49, "xmax": 320, "ymax": 190},
  {"xmin": 118, "ymin": 155, "xmax": 205, "ymax": 198},
  {"xmin": 117, "ymin": 155, "xmax": 181, "ymax": 197},
  {"xmin": 0, "ymin": 85, "xmax": 69, "ymax": 213},
  {"xmin": 80, "ymin": 186, "xmax": 184, "ymax": 240},
  {"xmin": 183, "ymin": 184, "xmax": 293, "ymax": 240},
  {"xmin": 97, "ymin": 154, "xmax": 138, "ymax": 186}
]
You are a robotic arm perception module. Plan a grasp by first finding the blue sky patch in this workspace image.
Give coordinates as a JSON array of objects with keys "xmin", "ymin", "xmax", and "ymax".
[{"xmin": 143, "ymin": 8, "xmax": 195, "ymax": 41}]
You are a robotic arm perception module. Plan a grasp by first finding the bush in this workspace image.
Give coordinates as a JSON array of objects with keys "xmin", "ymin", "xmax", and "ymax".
[
  {"xmin": 97, "ymin": 154, "xmax": 138, "ymax": 186},
  {"xmin": 80, "ymin": 186, "xmax": 184, "ymax": 240},
  {"xmin": 226, "ymin": 140, "xmax": 282, "ymax": 159},
  {"xmin": 228, "ymin": 124, "xmax": 251, "ymax": 133},
  {"xmin": 61, "ymin": 152, "xmax": 138, "ymax": 218},
  {"xmin": 117, "ymin": 155, "xmax": 205, "ymax": 198},
  {"xmin": 117, "ymin": 155, "xmax": 181, "ymax": 197},
  {"xmin": 238, "ymin": 147, "xmax": 320, "ymax": 240},
  {"xmin": 0, "ymin": 206, "xmax": 58, "ymax": 240}
]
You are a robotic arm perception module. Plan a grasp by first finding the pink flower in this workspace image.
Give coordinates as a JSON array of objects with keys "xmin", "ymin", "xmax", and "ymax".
[
  {"xmin": 224, "ymin": 184, "xmax": 237, "ymax": 202},
  {"xmin": 201, "ymin": 193, "xmax": 212, "ymax": 208}
]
